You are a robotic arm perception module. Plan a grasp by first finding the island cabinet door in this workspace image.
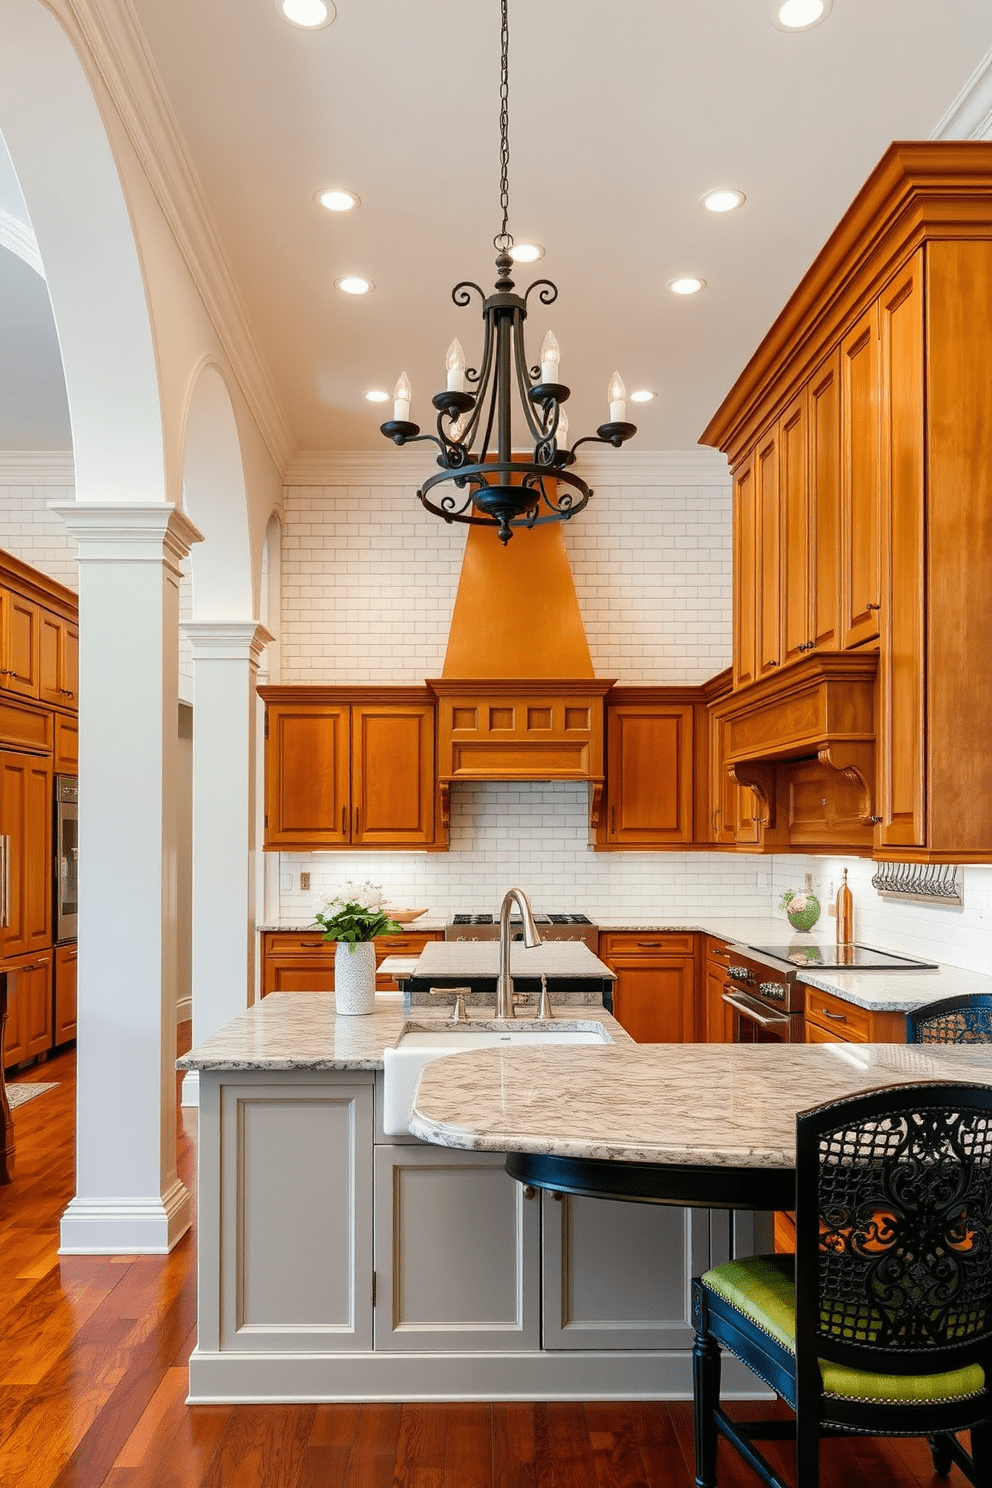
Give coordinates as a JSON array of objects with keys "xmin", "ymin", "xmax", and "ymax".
[
  {"xmin": 542, "ymin": 1194, "xmax": 710, "ymax": 1351},
  {"xmin": 373, "ymin": 1145, "xmax": 540, "ymax": 1351},
  {"xmin": 203, "ymin": 1075, "xmax": 374, "ymax": 1354}
]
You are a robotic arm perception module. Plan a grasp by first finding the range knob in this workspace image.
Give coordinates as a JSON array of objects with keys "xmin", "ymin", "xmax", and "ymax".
[
  {"xmin": 727, "ymin": 965, "xmax": 752, "ymax": 982},
  {"xmin": 758, "ymin": 982, "xmax": 786, "ymax": 1002}
]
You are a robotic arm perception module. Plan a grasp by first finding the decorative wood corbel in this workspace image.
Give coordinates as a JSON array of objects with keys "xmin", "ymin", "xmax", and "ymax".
[
  {"xmin": 817, "ymin": 742, "xmax": 876, "ymax": 822},
  {"xmin": 588, "ymin": 779, "xmax": 605, "ymax": 831},
  {"xmin": 728, "ymin": 760, "xmax": 777, "ymax": 828},
  {"xmin": 439, "ymin": 780, "xmax": 451, "ymax": 831}
]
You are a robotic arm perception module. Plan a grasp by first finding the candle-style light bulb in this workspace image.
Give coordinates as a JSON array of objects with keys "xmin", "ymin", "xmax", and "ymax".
[
  {"xmin": 446, "ymin": 339, "xmax": 466, "ymax": 393},
  {"xmin": 540, "ymin": 331, "xmax": 560, "ymax": 385},
  {"xmin": 393, "ymin": 371, "xmax": 411, "ymax": 422},
  {"xmin": 608, "ymin": 372, "xmax": 627, "ymax": 423}
]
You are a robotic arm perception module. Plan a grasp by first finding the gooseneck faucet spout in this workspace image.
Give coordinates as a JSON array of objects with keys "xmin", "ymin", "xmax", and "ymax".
[{"xmin": 496, "ymin": 887, "xmax": 542, "ymax": 1019}]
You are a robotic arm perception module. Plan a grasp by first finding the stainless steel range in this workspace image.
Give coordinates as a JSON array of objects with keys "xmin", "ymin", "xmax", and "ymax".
[{"xmin": 445, "ymin": 912, "xmax": 599, "ymax": 953}]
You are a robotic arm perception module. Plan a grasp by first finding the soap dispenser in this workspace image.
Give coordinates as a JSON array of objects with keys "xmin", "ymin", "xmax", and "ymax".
[{"xmin": 836, "ymin": 868, "xmax": 854, "ymax": 947}]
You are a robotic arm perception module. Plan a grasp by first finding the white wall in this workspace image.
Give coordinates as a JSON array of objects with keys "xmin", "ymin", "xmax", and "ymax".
[
  {"xmin": 0, "ymin": 460, "xmax": 77, "ymax": 587},
  {"xmin": 771, "ymin": 855, "xmax": 992, "ymax": 978}
]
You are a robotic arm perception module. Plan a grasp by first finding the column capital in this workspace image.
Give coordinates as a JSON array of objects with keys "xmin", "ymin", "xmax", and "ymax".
[
  {"xmin": 50, "ymin": 502, "xmax": 204, "ymax": 575},
  {"xmin": 181, "ymin": 621, "xmax": 274, "ymax": 665}
]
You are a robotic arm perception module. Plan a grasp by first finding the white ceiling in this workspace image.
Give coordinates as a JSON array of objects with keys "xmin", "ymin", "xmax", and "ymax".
[{"xmin": 2, "ymin": 0, "xmax": 992, "ymax": 456}]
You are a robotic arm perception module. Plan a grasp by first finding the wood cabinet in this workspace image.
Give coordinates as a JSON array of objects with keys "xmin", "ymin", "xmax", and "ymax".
[
  {"xmin": 0, "ymin": 591, "xmax": 40, "ymax": 699},
  {"xmin": 3, "ymin": 951, "xmax": 53, "ymax": 1069},
  {"xmin": 599, "ymin": 932, "xmax": 696, "ymax": 1043},
  {"xmin": 702, "ymin": 144, "xmax": 992, "ymax": 862},
  {"xmin": 39, "ymin": 613, "xmax": 79, "ymax": 707},
  {"xmin": 601, "ymin": 694, "xmax": 694, "ymax": 847},
  {"xmin": 260, "ymin": 688, "xmax": 437, "ymax": 850},
  {"xmin": 261, "ymin": 929, "xmax": 442, "ymax": 997},
  {"xmin": 54, "ymin": 942, "xmax": 77, "ymax": 1044},
  {"xmin": 802, "ymin": 983, "xmax": 906, "ymax": 1044},
  {"xmin": 0, "ymin": 751, "xmax": 52, "ymax": 962},
  {"xmin": 703, "ymin": 937, "xmax": 735, "ymax": 1043}
]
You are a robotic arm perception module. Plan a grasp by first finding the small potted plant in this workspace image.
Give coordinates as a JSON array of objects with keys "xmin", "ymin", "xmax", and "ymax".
[
  {"xmin": 315, "ymin": 881, "xmax": 401, "ymax": 1015},
  {"xmin": 779, "ymin": 886, "xmax": 821, "ymax": 934}
]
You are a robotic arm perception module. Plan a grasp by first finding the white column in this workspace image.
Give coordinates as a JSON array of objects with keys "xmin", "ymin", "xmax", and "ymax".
[
  {"xmin": 53, "ymin": 503, "xmax": 202, "ymax": 1254},
  {"xmin": 180, "ymin": 621, "xmax": 272, "ymax": 1109}
]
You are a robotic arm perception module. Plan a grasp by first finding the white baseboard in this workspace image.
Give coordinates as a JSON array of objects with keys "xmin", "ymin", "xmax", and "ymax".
[
  {"xmin": 59, "ymin": 1178, "xmax": 191, "ymax": 1255},
  {"xmin": 186, "ymin": 1345, "xmax": 768, "ymax": 1405},
  {"xmin": 180, "ymin": 1070, "xmax": 199, "ymax": 1108}
]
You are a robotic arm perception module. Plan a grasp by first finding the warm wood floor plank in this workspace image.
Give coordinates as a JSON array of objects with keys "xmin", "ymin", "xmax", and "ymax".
[
  {"xmin": 200, "ymin": 1404, "xmax": 316, "ymax": 1488},
  {"xmin": 491, "ymin": 1402, "xmax": 540, "ymax": 1488},
  {"xmin": 542, "ymin": 1403, "xmax": 600, "ymax": 1488},
  {"xmin": 391, "ymin": 1401, "xmax": 451, "ymax": 1488},
  {"xmin": 341, "ymin": 1402, "xmax": 403, "ymax": 1488},
  {"xmin": 583, "ymin": 1401, "xmax": 653, "ymax": 1488},
  {"xmin": 628, "ymin": 1401, "xmax": 694, "ymax": 1488},
  {"xmin": 442, "ymin": 1402, "xmax": 492, "ymax": 1488}
]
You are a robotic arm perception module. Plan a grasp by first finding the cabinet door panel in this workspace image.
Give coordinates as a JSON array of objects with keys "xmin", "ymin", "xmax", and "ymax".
[
  {"xmin": 780, "ymin": 391, "xmax": 810, "ymax": 665},
  {"xmin": 756, "ymin": 429, "xmax": 781, "ymax": 676},
  {"xmin": 610, "ymin": 958, "xmax": 694, "ymax": 1043},
  {"xmin": 877, "ymin": 253, "xmax": 926, "ymax": 848},
  {"xmin": 54, "ymin": 943, "xmax": 77, "ymax": 1043},
  {"xmin": 0, "ymin": 752, "xmax": 52, "ymax": 960},
  {"xmin": 373, "ymin": 1145, "xmax": 540, "ymax": 1351},
  {"xmin": 606, "ymin": 705, "xmax": 693, "ymax": 845},
  {"xmin": 264, "ymin": 704, "xmax": 350, "ymax": 848},
  {"xmin": 21, "ymin": 956, "xmax": 52, "ymax": 1057},
  {"xmin": 542, "ymin": 1192, "xmax": 709, "ymax": 1350},
  {"xmin": 352, "ymin": 705, "xmax": 435, "ymax": 847},
  {"xmin": 0, "ymin": 592, "xmax": 40, "ymax": 699},
  {"xmin": 841, "ymin": 304, "xmax": 881, "ymax": 647},
  {"xmin": 705, "ymin": 959, "xmax": 734, "ymax": 1043},
  {"xmin": 733, "ymin": 456, "xmax": 757, "ymax": 689},
  {"xmin": 809, "ymin": 351, "xmax": 842, "ymax": 650}
]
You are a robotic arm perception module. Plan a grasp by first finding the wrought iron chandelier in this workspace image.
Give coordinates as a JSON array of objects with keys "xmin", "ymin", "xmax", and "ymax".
[{"xmin": 379, "ymin": 0, "xmax": 637, "ymax": 545}]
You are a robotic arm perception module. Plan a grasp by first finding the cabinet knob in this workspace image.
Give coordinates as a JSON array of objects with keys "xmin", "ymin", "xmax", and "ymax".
[
  {"xmin": 764, "ymin": 659, "xmax": 780, "ymax": 668},
  {"xmin": 866, "ymin": 601, "xmax": 881, "ymax": 611},
  {"xmin": 522, "ymin": 1185, "xmax": 537, "ymax": 1200},
  {"xmin": 868, "ymin": 814, "xmax": 883, "ymax": 824}
]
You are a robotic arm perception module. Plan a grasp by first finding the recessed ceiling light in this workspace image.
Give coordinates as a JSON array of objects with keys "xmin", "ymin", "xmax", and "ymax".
[
  {"xmin": 700, "ymin": 188, "xmax": 746, "ymax": 214},
  {"xmin": 508, "ymin": 242, "xmax": 545, "ymax": 263},
  {"xmin": 630, "ymin": 389, "xmax": 656, "ymax": 404},
  {"xmin": 666, "ymin": 276, "xmax": 707, "ymax": 296},
  {"xmin": 772, "ymin": 0, "xmax": 831, "ymax": 31},
  {"xmin": 335, "ymin": 276, "xmax": 374, "ymax": 295},
  {"xmin": 317, "ymin": 188, "xmax": 360, "ymax": 212},
  {"xmin": 364, "ymin": 389, "xmax": 390, "ymax": 403},
  {"xmin": 277, "ymin": 0, "xmax": 335, "ymax": 27}
]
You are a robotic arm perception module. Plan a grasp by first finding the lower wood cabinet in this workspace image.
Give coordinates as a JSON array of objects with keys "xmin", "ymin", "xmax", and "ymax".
[
  {"xmin": 599, "ymin": 932, "xmax": 697, "ymax": 1043},
  {"xmin": 703, "ymin": 936, "xmax": 735, "ymax": 1043},
  {"xmin": 261, "ymin": 930, "xmax": 442, "ymax": 996},
  {"xmin": 3, "ymin": 950, "xmax": 53, "ymax": 1068},
  {"xmin": 54, "ymin": 942, "xmax": 77, "ymax": 1044},
  {"xmin": 802, "ymin": 983, "xmax": 906, "ymax": 1043}
]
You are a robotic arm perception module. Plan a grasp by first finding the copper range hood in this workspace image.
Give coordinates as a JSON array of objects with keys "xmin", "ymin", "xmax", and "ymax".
[{"xmin": 427, "ymin": 519, "xmax": 613, "ymax": 828}]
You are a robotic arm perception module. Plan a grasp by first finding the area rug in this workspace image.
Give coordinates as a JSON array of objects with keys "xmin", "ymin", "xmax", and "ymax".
[{"xmin": 6, "ymin": 1082, "xmax": 58, "ymax": 1110}]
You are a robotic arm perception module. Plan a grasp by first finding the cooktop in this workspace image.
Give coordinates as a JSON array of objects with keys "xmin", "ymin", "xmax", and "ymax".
[{"xmin": 750, "ymin": 942, "xmax": 939, "ymax": 971}]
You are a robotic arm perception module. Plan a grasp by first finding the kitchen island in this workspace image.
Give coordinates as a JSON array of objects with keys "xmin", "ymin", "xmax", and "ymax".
[{"xmin": 178, "ymin": 977, "xmax": 761, "ymax": 1405}]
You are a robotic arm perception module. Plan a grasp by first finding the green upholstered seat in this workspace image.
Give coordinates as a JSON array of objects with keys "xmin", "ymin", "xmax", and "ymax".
[{"xmin": 702, "ymin": 1254, "xmax": 985, "ymax": 1405}]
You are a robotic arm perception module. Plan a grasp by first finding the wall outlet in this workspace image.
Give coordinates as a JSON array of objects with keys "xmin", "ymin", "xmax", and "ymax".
[{"xmin": 300, "ymin": 871, "xmax": 311, "ymax": 891}]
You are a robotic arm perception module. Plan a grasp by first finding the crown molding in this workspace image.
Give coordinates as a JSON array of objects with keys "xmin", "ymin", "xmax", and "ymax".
[
  {"xmin": 932, "ymin": 46, "xmax": 992, "ymax": 141},
  {"xmin": 0, "ymin": 451, "xmax": 75, "ymax": 483},
  {"xmin": 283, "ymin": 447, "xmax": 731, "ymax": 489},
  {"xmin": 62, "ymin": 0, "xmax": 296, "ymax": 471}
]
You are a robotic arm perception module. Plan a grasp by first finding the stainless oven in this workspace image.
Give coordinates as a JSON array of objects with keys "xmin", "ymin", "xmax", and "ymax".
[
  {"xmin": 722, "ymin": 949, "xmax": 806, "ymax": 1044},
  {"xmin": 54, "ymin": 775, "xmax": 78, "ymax": 944}
]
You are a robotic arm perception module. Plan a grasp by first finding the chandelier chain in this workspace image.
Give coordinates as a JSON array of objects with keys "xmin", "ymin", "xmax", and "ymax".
[{"xmin": 494, "ymin": 0, "xmax": 512, "ymax": 254}]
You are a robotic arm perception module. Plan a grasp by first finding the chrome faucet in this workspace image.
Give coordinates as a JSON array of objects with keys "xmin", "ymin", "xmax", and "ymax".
[{"xmin": 496, "ymin": 887, "xmax": 542, "ymax": 1019}]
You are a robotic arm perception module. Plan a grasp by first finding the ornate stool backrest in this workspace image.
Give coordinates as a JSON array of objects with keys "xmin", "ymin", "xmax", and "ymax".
[
  {"xmin": 907, "ymin": 995, "xmax": 992, "ymax": 1046},
  {"xmin": 794, "ymin": 1082, "xmax": 992, "ymax": 1388}
]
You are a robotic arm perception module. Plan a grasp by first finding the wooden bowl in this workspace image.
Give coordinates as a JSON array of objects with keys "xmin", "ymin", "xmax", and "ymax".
[{"xmin": 386, "ymin": 908, "xmax": 428, "ymax": 924}]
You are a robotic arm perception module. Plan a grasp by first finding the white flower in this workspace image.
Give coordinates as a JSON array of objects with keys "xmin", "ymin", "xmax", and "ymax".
[{"xmin": 329, "ymin": 878, "xmax": 386, "ymax": 911}]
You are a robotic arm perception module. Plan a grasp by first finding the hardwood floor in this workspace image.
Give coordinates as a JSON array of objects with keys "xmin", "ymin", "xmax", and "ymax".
[{"xmin": 0, "ymin": 1040, "xmax": 975, "ymax": 1487}]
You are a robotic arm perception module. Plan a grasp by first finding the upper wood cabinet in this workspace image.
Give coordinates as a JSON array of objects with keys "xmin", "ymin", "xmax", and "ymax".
[
  {"xmin": 260, "ymin": 688, "xmax": 437, "ymax": 850},
  {"xmin": 599, "ymin": 691, "xmax": 695, "ymax": 848},
  {"xmin": 39, "ymin": 613, "xmax": 79, "ymax": 708},
  {"xmin": 701, "ymin": 142, "xmax": 992, "ymax": 862},
  {"xmin": 0, "ymin": 553, "xmax": 78, "ymax": 714}
]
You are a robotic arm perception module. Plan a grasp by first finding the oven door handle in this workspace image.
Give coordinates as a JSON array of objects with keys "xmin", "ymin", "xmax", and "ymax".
[{"xmin": 721, "ymin": 990, "xmax": 793, "ymax": 1030}]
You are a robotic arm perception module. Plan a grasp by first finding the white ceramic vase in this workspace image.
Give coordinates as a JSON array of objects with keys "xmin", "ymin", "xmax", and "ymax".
[{"xmin": 334, "ymin": 940, "xmax": 376, "ymax": 1015}]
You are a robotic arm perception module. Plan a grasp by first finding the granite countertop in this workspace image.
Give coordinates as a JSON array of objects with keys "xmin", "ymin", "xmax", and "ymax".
[
  {"xmin": 408, "ymin": 1041, "xmax": 992, "ymax": 1166},
  {"xmin": 178, "ymin": 992, "xmax": 629, "ymax": 1072}
]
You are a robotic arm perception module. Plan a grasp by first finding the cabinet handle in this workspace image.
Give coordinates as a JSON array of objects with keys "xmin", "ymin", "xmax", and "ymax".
[
  {"xmin": 610, "ymin": 805, "xmax": 615, "ymax": 835},
  {"xmin": 798, "ymin": 641, "xmax": 814, "ymax": 652},
  {"xmin": 712, "ymin": 808, "xmax": 719, "ymax": 833},
  {"xmin": 341, "ymin": 805, "xmax": 346, "ymax": 836},
  {"xmin": 1, "ymin": 834, "xmax": 9, "ymax": 929},
  {"xmin": 636, "ymin": 941, "xmax": 662, "ymax": 948},
  {"xmin": 354, "ymin": 806, "xmax": 360, "ymax": 836},
  {"xmin": 866, "ymin": 601, "xmax": 881, "ymax": 612},
  {"xmin": 868, "ymin": 815, "xmax": 883, "ymax": 824},
  {"xmin": 821, "ymin": 1008, "xmax": 847, "ymax": 1021}
]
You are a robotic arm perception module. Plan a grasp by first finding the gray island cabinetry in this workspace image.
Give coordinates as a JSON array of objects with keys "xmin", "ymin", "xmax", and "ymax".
[{"xmin": 180, "ymin": 990, "xmax": 753, "ymax": 1404}]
